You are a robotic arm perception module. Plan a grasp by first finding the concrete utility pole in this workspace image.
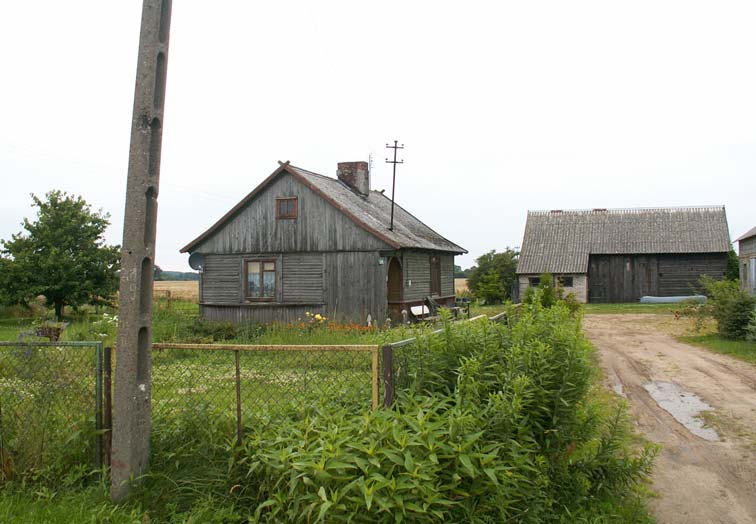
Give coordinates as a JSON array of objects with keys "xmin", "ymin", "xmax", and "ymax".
[{"xmin": 111, "ymin": 0, "xmax": 172, "ymax": 503}]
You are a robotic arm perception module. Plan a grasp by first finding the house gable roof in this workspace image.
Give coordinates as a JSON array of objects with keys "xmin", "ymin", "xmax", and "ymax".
[
  {"xmin": 517, "ymin": 206, "xmax": 731, "ymax": 274},
  {"xmin": 181, "ymin": 162, "xmax": 466, "ymax": 254},
  {"xmin": 736, "ymin": 226, "xmax": 756, "ymax": 242}
]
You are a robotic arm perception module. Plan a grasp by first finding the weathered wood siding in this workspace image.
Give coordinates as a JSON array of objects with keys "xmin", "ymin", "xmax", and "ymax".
[
  {"xmin": 201, "ymin": 254, "xmax": 242, "ymax": 303},
  {"xmin": 400, "ymin": 251, "xmax": 455, "ymax": 302},
  {"xmin": 740, "ymin": 236, "xmax": 756, "ymax": 257},
  {"xmin": 324, "ymin": 251, "xmax": 387, "ymax": 323},
  {"xmin": 200, "ymin": 251, "xmax": 386, "ymax": 323},
  {"xmin": 282, "ymin": 254, "xmax": 323, "ymax": 303},
  {"xmin": 193, "ymin": 173, "xmax": 391, "ymax": 254},
  {"xmin": 201, "ymin": 304, "xmax": 325, "ymax": 324},
  {"xmin": 740, "ymin": 236, "xmax": 756, "ymax": 295},
  {"xmin": 657, "ymin": 253, "xmax": 727, "ymax": 296},
  {"xmin": 402, "ymin": 251, "xmax": 431, "ymax": 301},
  {"xmin": 440, "ymin": 255, "xmax": 454, "ymax": 296},
  {"xmin": 588, "ymin": 253, "xmax": 727, "ymax": 302}
]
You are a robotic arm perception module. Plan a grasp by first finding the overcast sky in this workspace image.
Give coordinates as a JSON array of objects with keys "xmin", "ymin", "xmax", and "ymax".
[{"xmin": 1, "ymin": 1, "xmax": 754, "ymax": 271}]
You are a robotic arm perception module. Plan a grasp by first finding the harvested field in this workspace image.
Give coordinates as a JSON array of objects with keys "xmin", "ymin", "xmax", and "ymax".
[{"xmin": 154, "ymin": 281, "xmax": 199, "ymax": 301}]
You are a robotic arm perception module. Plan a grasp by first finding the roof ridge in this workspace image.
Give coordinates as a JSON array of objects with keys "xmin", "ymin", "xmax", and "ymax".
[{"xmin": 528, "ymin": 205, "xmax": 725, "ymax": 216}]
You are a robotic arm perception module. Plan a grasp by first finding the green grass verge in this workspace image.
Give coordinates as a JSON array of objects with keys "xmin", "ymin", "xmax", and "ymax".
[
  {"xmin": 583, "ymin": 303, "xmax": 678, "ymax": 314},
  {"xmin": 679, "ymin": 334, "xmax": 756, "ymax": 364},
  {"xmin": 0, "ymin": 486, "xmax": 145, "ymax": 524}
]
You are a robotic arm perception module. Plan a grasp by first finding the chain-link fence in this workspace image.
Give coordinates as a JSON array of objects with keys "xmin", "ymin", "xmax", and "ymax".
[
  {"xmin": 0, "ymin": 341, "xmax": 107, "ymax": 480},
  {"xmin": 381, "ymin": 312, "xmax": 509, "ymax": 406},
  {"xmin": 151, "ymin": 343, "xmax": 379, "ymax": 443}
]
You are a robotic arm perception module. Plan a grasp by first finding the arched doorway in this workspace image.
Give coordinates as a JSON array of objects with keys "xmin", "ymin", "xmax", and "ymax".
[{"xmin": 387, "ymin": 257, "xmax": 402, "ymax": 303}]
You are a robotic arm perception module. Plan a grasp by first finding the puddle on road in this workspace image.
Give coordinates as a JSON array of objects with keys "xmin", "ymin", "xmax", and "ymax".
[{"xmin": 643, "ymin": 381, "xmax": 719, "ymax": 441}]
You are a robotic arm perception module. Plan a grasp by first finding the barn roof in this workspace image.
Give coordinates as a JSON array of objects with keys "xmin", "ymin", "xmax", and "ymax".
[
  {"xmin": 517, "ymin": 206, "xmax": 731, "ymax": 274},
  {"xmin": 736, "ymin": 226, "xmax": 756, "ymax": 242},
  {"xmin": 181, "ymin": 162, "xmax": 466, "ymax": 254}
]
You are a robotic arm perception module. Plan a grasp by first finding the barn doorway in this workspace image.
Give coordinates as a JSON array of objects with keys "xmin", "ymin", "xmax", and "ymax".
[{"xmin": 387, "ymin": 257, "xmax": 402, "ymax": 302}]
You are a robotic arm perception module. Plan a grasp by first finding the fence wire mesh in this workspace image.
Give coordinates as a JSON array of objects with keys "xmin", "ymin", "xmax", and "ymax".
[
  {"xmin": 0, "ymin": 341, "xmax": 103, "ymax": 480},
  {"xmin": 151, "ymin": 345, "xmax": 378, "ymax": 434}
]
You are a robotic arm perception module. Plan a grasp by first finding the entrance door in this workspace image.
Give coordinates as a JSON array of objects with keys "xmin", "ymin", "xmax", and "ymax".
[
  {"xmin": 387, "ymin": 257, "xmax": 402, "ymax": 302},
  {"xmin": 430, "ymin": 255, "xmax": 441, "ymax": 296}
]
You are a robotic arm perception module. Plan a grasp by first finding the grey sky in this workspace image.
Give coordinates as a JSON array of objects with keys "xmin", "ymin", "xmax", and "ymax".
[{"xmin": 1, "ymin": 1, "xmax": 754, "ymax": 271}]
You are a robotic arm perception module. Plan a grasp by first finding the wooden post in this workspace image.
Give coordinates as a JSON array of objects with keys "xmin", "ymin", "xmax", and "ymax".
[
  {"xmin": 371, "ymin": 348, "xmax": 379, "ymax": 409},
  {"xmin": 112, "ymin": 0, "xmax": 172, "ymax": 503},
  {"xmin": 381, "ymin": 345, "xmax": 394, "ymax": 407}
]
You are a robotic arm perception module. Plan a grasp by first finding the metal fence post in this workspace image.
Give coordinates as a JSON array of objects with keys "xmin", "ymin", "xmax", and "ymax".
[
  {"xmin": 234, "ymin": 350, "xmax": 242, "ymax": 447},
  {"xmin": 95, "ymin": 342, "xmax": 103, "ymax": 471},
  {"xmin": 104, "ymin": 346, "xmax": 113, "ymax": 468},
  {"xmin": 382, "ymin": 344, "xmax": 394, "ymax": 407}
]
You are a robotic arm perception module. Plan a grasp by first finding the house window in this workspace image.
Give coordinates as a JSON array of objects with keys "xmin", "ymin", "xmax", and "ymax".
[
  {"xmin": 558, "ymin": 276, "xmax": 574, "ymax": 287},
  {"xmin": 276, "ymin": 197, "xmax": 297, "ymax": 219},
  {"xmin": 246, "ymin": 260, "xmax": 276, "ymax": 300},
  {"xmin": 529, "ymin": 277, "xmax": 540, "ymax": 287}
]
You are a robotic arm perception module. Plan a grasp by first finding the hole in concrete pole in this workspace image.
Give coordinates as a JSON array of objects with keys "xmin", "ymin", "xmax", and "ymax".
[
  {"xmin": 137, "ymin": 327, "xmax": 149, "ymax": 382},
  {"xmin": 144, "ymin": 187, "xmax": 157, "ymax": 246},
  {"xmin": 140, "ymin": 257, "xmax": 153, "ymax": 318},
  {"xmin": 158, "ymin": 0, "xmax": 172, "ymax": 43},
  {"xmin": 154, "ymin": 52, "xmax": 166, "ymax": 111},
  {"xmin": 148, "ymin": 118, "xmax": 162, "ymax": 179}
]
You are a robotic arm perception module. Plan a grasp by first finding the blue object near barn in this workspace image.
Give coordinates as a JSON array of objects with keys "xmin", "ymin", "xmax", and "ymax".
[{"xmin": 640, "ymin": 295, "xmax": 707, "ymax": 304}]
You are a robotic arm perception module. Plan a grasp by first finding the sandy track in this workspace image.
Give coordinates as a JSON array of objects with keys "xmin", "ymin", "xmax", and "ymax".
[{"xmin": 584, "ymin": 314, "xmax": 756, "ymax": 524}]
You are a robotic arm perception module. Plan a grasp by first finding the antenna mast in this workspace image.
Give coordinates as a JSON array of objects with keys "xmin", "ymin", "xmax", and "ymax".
[{"xmin": 385, "ymin": 140, "xmax": 404, "ymax": 231}]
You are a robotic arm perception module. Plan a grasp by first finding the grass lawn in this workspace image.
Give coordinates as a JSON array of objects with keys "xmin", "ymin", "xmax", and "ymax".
[
  {"xmin": 0, "ymin": 487, "xmax": 145, "ymax": 524},
  {"xmin": 583, "ymin": 302, "xmax": 679, "ymax": 314},
  {"xmin": 679, "ymin": 334, "xmax": 756, "ymax": 365},
  {"xmin": 0, "ymin": 318, "xmax": 35, "ymax": 341}
]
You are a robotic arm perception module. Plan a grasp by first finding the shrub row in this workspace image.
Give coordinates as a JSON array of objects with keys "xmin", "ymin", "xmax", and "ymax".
[{"xmin": 139, "ymin": 302, "xmax": 654, "ymax": 523}]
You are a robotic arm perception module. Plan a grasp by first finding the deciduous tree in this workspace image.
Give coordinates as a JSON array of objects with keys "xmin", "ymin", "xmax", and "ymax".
[{"xmin": 0, "ymin": 191, "xmax": 120, "ymax": 319}]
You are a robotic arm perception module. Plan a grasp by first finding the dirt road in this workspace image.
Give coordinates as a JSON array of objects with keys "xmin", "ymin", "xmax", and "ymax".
[{"xmin": 584, "ymin": 314, "xmax": 756, "ymax": 524}]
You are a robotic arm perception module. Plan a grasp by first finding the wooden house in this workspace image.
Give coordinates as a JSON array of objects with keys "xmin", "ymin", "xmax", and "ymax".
[
  {"xmin": 736, "ymin": 226, "xmax": 756, "ymax": 296},
  {"xmin": 180, "ymin": 161, "xmax": 466, "ymax": 324},
  {"xmin": 516, "ymin": 207, "xmax": 731, "ymax": 303}
]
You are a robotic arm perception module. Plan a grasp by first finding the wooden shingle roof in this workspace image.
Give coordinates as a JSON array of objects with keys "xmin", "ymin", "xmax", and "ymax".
[
  {"xmin": 517, "ymin": 206, "xmax": 730, "ymax": 274},
  {"xmin": 181, "ymin": 162, "xmax": 466, "ymax": 254}
]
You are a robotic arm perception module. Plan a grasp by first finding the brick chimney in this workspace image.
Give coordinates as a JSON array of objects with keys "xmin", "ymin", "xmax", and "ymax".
[{"xmin": 337, "ymin": 161, "xmax": 370, "ymax": 197}]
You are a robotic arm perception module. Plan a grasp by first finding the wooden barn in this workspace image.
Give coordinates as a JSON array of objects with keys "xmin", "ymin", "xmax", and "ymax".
[
  {"xmin": 180, "ymin": 161, "xmax": 466, "ymax": 324},
  {"xmin": 737, "ymin": 226, "xmax": 756, "ymax": 296},
  {"xmin": 516, "ymin": 207, "xmax": 731, "ymax": 303}
]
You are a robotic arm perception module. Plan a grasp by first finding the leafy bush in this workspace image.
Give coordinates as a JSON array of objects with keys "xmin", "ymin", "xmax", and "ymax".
[
  {"xmin": 225, "ymin": 303, "xmax": 654, "ymax": 523},
  {"xmin": 188, "ymin": 319, "xmax": 238, "ymax": 342},
  {"xmin": 700, "ymin": 277, "xmax": 756, "ymax": 339},
  {"xmin": 746, "ymin": 310, "xmax": 756, "ymax": 343}
]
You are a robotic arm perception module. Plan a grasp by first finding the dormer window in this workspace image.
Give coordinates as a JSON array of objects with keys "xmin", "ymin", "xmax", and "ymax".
[{"xmin": 276, "ymin": 197, "xmax": 298, "ymax": 219}]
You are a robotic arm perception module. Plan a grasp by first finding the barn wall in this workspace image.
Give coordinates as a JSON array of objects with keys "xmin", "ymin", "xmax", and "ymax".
[
  {"xmin": 657, "ymin": 253, "xmax": 727, "ymax": 296},
  {"xmin": 518, "ymin": 274, "xmax": 587, "ymax": 303},
  {"xmin": 588, "ymin": 253, "xmax": 727, "ymax": 302},
  {"xmin": 193, "ymin": 172, "xmax": 391, "ymax": 254}
]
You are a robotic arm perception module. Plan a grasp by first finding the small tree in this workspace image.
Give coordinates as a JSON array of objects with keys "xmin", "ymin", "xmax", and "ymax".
[
  {"xmin": 467, "ymin": 248, "xmax": 519, "ymax": 302},
  {"xmin": 0, "ymin": 191, "xmax": 120, "ymax": 319},
  {"xmin": 725, "ymin": 248, "xmax": 740, "ymax": 281}
]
